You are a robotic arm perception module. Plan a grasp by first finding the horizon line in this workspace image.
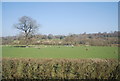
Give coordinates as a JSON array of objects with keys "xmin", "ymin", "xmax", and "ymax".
[{"xmin": 1, "ymin": 30, "xmax": 119, "ymax": 37}]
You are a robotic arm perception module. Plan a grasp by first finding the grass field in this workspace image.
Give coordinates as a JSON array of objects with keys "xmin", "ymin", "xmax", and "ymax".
[
  {"xmin": 2, "ymin": 46, "xmax": 120, "ymax": 79},
  {"xmin": 2, "ymin": 45, "xmax": 118, "ymax": 59}
]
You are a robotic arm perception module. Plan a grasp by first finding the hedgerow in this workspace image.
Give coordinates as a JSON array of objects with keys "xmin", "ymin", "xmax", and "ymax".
[{"xmin": 2, "ymin": 58, "xmax": 120, "ymax": 79}]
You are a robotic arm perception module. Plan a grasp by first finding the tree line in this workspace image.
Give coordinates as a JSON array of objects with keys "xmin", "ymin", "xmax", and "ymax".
[
  {"xmin": 1, "ymin": 16, "xmax": 120, "ymax": 46},
  {"xmin": 1, "ymin": 31, "xmax": 120, "ymax": 46}
]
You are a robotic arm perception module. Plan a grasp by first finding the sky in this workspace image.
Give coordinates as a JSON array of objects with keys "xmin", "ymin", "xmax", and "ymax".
[
  {"xmin": 2, "ymin": 2, "xmax": 118, "ymax": 36},
  {"xmin": 1, "ymin": 0, "xmax": 120, "ymax": 2}
]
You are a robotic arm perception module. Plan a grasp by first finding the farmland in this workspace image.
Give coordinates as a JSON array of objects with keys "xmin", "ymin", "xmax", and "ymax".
[
  {"xmin": 2, "ymin": 45, "xmax": 119, "ymax": 79},
  {"xmin": 2, "ymin": 30, "xmax": 119, "ymax": 79},
  {"xmin": 2, "ymin": 2, "xmax": 120, "ymax": 80},
  {"xmin": 2, "ymin": 45, "xmax": 118, "ymax": 59}
]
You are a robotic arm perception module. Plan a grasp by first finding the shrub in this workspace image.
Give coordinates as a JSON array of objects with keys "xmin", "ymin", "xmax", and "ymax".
[{"xmin": 2, "ymin": 58, "xmax": 120, "ymax": 79}]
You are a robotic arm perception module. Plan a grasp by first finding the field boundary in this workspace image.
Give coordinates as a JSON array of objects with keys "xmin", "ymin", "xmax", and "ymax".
[{"xmin": 2, "ymin": 58, "xmax": 120, "ymax": 79}]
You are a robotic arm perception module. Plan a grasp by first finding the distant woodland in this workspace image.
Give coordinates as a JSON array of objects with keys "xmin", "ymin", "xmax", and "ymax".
[{"xmin": 1, "ymin": 31, "xmax": 120, "ymax": 46}]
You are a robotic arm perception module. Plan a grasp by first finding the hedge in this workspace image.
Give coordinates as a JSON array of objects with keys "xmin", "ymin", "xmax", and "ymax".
[{"xmin": 2, "ymin": 58, "xmax": 120, "ymax": 79}]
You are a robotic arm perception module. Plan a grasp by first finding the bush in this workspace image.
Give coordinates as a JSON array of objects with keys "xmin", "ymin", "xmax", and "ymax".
[{"xmin": 2, "ymin": 58, "xmax": 120, "ymax": 79}]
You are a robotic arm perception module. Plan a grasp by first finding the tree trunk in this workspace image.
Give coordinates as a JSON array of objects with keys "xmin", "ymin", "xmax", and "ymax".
[{"xmin": 25, "ymin": 31, "xmax": 29, "ymax": 47}]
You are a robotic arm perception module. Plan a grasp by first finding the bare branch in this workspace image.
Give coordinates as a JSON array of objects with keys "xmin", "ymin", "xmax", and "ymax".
[{"xmin": 14, "ymin": 16, "xmax": 40, "ymax": 45}]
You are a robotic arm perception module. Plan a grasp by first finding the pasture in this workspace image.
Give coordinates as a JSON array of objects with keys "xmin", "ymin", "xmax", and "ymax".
[
  {"xmin": 2, "ymin": 45, "xmax": 119, "ymax": 79},
  {"xmin": 2, "ymin": 45, "xmax": 118, "ymax": 59}
]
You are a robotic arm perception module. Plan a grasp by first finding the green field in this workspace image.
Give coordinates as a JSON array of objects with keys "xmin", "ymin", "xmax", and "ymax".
[{"xmin": 2, "ymin": 45, "xmax": 118, "ymax": 59}]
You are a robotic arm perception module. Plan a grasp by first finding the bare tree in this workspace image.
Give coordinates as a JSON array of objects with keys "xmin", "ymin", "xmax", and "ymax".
[{"xmin": 14, "ymin": 16, "xmax": 40, "ymax": 46}]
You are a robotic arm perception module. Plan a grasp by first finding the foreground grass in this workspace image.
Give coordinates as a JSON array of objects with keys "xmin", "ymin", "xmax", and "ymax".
[
  {"xmin": 2, "ymin": 58, "xmax": 120, "ymax": 79},
  {"xmin": 2, "ymin": 45, "xmax": 118, "ymax": 58}
]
